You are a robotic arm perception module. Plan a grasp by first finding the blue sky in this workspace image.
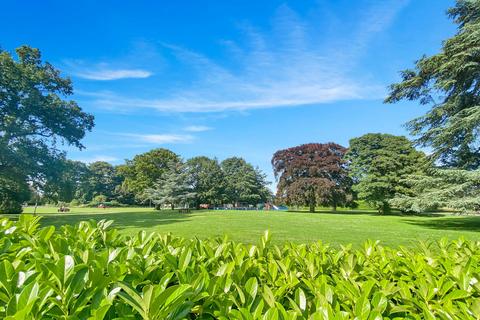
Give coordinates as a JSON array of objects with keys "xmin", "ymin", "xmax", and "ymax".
[{"xmin": 1, "ymin": 0, "xmax": 455, "ymax": 185}]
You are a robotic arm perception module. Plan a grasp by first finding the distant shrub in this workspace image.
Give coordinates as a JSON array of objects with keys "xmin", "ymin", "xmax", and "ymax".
[
  {"xmin": 93, "ymin": 194, "xmax": 107, "ymax": 204},
  {"xmin": 69, "ymin": 199, "xmax": 80, "ymax": 207},
  {"xmin": 108, "ymin": 200, "xmax": 127, "ymax": 207}
]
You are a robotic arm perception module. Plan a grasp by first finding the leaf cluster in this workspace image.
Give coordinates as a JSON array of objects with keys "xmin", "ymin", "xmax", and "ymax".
[{"xmin": 2, "ymin": 216, "xmax": 480, "ymax": 318}]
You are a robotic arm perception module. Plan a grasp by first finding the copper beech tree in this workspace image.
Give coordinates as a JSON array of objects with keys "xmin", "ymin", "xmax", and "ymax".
[{"xmin": 272, "ymin": 143, "xmax": 355, "ymax": 212}]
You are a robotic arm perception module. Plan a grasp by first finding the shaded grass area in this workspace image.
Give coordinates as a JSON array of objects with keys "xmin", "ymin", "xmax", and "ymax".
[{"xmin": 17, "ymin": 206, "xmax": 480, "ymax": 247}]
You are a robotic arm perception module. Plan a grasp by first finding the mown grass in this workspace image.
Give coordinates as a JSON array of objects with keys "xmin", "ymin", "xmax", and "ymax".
[{"xmin": 16, "ymin": 206, "xmax": 480, "ymax": 247}]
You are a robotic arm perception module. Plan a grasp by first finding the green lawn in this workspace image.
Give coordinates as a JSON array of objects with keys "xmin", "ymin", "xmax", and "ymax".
[{"xmin": 15, "ymin": 206, "xmax": 480, "ymax": 247}]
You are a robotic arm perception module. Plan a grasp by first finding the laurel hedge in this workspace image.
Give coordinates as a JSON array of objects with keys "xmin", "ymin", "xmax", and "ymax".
[{"xmin": 1, "ymin": 215, "xmax": 480, "ymax": 319}]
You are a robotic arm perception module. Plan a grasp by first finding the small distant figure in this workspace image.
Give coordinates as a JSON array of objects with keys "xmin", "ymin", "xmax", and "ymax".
[{"xmin": 58, "ymin": 206, "xmax": 70, "ymax": 213}]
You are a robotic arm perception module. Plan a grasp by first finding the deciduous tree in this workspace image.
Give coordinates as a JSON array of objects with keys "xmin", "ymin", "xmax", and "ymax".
[
  {"xmin": 221, "ymin": 157, "xmax": 270, "ymax": 206},
  {"xmin": 272, "ymin": 143, "xmax": 354, "ymax": 212},
  {"xmin": 185, "ymin": 156, "xmax": 225, "ymax": 207},
  {"xmin": 86, "ymin": 161, "xmax": 118, "ymax": 200},
  {"xmin": 346, "ymin": 134, "xmax": 426, "ymax": 213},
  {"xmin": 42, "ymin": 159, "xmax": 89, "ymax": 203},
  {"xmin": 118, "ymin": 148, "xmax": 180, "ymax": 202},
  {"xmin": 0, "ymin": 46, "xmax": 94, "ymax": 213}
]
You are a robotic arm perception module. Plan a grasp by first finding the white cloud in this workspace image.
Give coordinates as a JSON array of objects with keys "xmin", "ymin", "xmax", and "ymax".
[
  {"xmin": 183, "ymin": 125, "xmax": 212, "ymax": 132},
  {"xmin": 73, "ymin": 155, "xmax": 119, "ymax": 163},
  {"xmin": 79, "ymin": 0, "xmax": 408, "ymax": 112},
  {"xmin": 66, "ymin": 61, "xmax": 152, "ymax": 80},
  {"xmin": 121, "ymin": 133, "xmax": 194, "ymax": 144},
  {"xmin": 76, "ymin": 69, "xmax": 152, "ymax": 81}
]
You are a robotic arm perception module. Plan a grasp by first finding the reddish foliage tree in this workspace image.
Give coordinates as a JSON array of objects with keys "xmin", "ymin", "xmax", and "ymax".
[{"xmin": 272, "ymin": 143, "xmax": 355, "ymax": 212}]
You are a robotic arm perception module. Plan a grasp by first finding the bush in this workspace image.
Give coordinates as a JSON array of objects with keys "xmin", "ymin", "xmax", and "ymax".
[
  {"xmin": 92, "ymin": 194, "xmax": 107, "ymax": 204},
  {"xmin": 69, "ymin": 199, "xmax": 80, "ymax": 207},
  {"xmin": 0, "ymin": 198, "xmax": 23, "ymax": 214},
  {"xmin": 0, "ymin": 178, "xmax": 29, "ymax": 214},
  {"xmin": 108, "ymin": 200, "xmax": 125, "ymax": 207},
  {"xmin": 1, "ymin": 215, "xmax": 480, "ymax": 318}
]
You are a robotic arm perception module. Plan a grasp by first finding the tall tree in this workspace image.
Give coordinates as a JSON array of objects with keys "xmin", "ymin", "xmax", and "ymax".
[
  {"xmin": 346, "ymin": 134, "xmax": 427, "ymax": 213},
  {"xmin": 118, "ymin": 148, "xmax": 180, "ymax": 202},
  {"xmin": 144, "ymin": 162, "xmax": 196, "ymax": 210},
  {"xmin": 0, "ymin": 46, "xmax": 94, "ymax": 213},
  {"xmin": 112, "ymin": 164, "xmax": 136, "ymax": 205},
  {"xmin": 185, "ymin": 156, "xmax": 225, "ymax": 207},
  {"xmin": 42, "ymin": 159, "xmax": 89, "ymax": 203},
  {"xmin": 272, "ymin": 143, "xmax": 354, "ymax": 213},
  {"xmin": 391, "ymin": 168, "xmax": 480, "ymax": 214},
  {"xmin": 221, "ymin": 157, "xmax": 270, "ymax": 206},
  {"xmin": 385, "ymin": 0, "xmax": 480, "ymax": 169},
  {"xmin": 86, "ymin": 161, "xmax": 118, "ymax": 200}
]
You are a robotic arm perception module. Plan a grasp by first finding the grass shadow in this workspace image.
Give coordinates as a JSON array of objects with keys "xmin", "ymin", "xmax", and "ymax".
[
  {"xmin": 38, "ymin": 210, "xmax": 192, "ymax": 230},
  {"xmin": 403, "ymin": 216, "xmax": 480, "ymax": 232},
  {"xmin": 286, "ymin": 209, "xmax": 446, "ymax": 218}
]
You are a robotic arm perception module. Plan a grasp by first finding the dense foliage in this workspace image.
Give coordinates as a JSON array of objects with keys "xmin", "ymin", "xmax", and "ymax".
[
  {"xmin": 2, "ymin": 215, "xmax": 480, "ymax": 319},
  {"xmin": 144, "ymin": 162, "xmax": 196, "ymax": 210},
  {"xmin": 391, "ymin": 168, "xmax": 480, "ymax": 214},
  {"xmin": 0, "ymin": 46, "xmax": 94, "ymax": 213},
  {"xmin": 385, "ymin": 0, "xmax": 480, "ymax": 169},
  {"xmin": 220, "ymin": 157, "xmax": 271, "ymax": 206},
  {"xmin": 118, "ymin": 149, "xmax": 181, "ymax": 203},
  {"xmin": 272, "ymin": 143, "xmax": 354, "ymax": 212},
  {"xmin": 346, "ymin": 134, "xmax": 426, "ymax": 213},
  {"xmin": 25, "ymin": 152, "xmax": 271, "ymax": 210},
  {"xmin": 186, "ymin": 157, "xmax": 226, "ymax": 208}
]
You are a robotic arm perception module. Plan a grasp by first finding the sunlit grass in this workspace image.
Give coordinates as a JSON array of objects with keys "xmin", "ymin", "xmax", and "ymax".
[{"xmin": 14, "ymin": 206, "xmax": 480, "ymax": 247}]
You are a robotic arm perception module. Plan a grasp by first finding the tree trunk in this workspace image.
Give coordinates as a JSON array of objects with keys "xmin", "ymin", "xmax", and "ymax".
[
  {"xmin": 380, "ymin": 202, "xmax": 390, "ymax": 214},
  {"xmin": 171, "ymin": 203, "xmax": 175, "ymax": 210},
  {"xmin": 332, "ymin": 202, "xmax": 337, "ymax": 212},
  {"xmin": 309, "ymin": 200, "xmax": 315, "ymax": 213},
  {"xmin": 33, "ymin": 199, "xmax": 38, "ymax": 216},
  {"xmin": 309, "ymin": 189, "xmax": 316, "ymax": 213}
]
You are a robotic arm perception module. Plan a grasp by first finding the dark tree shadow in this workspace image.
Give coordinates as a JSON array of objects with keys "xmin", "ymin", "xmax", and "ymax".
[
  {"xmin": 286, "ymin": 209, "xmax": 446, "ymax": 217},
  {"xmin": 403, "ymin": 216, "xmax": 480, "ymax": 232},
  {"xmin": 38, "ymin": 211, "xmax": 192, "ymax": 230}
]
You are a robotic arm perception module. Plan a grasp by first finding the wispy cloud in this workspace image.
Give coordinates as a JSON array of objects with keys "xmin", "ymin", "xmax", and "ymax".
[
  {"xmin": 72, "ymin": 155, "xmax": 119, "ymax": 163},
  {"xmin": 80, "ymin": 0, "xmax": 408, "ymax": 112},
  {"xmin": 76, "ymin": 69, "xmax": 152, "ymax": 81},
  {"xmin": 66, "ymin": 61, "xmax": 152, "ymax": 80},
  {"xmin": 120, "ymin": 133, "xmax": 194, "ymax": 144},
  {"xmin": 183, "ymin": 125, "xmax": 212, "ymax": 132}
]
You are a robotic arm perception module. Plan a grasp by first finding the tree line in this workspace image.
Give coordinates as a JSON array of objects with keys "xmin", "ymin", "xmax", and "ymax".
[
  {"xmin": 382, "ymin": 0, "xmax": 480, "ymax": 214},
  {"xmin": 1, "ymin": 0, "xmax": 479, "ymax": 214},
  {"xmin": 273, "ymin": 0, "xmax": 480, "ymax": 214},
  {"xmin": 26, "ymin": 151, "xmax": 271, "ymax": 211},
  {"xmin": 272, "ymin": 134, "xmax": 427, "ymax": 213}
]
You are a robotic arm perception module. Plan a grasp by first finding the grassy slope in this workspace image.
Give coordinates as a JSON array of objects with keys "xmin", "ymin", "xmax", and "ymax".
[{"xmin": 19, "ymin": 206, "xmax": 480, "ymax": 247}]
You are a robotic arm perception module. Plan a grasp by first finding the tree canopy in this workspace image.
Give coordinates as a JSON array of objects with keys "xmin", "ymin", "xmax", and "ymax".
[
  {"xmin": 186, "ymin": 156, "xmax": 226, "ymax": 207},
  {"xmin": 390, "ymin": 168, "xmax": 480, "ymax": 214},
  {"xmin": 118, "ymin": 148, "xmax": 180, "ymax": 202},
  {"xmin": 0, "ymin": 46, "xmax": 94, "ymax": 213},
  {"xmin": 221, "ymin": 157, "xmax": 271, "ymax": 206},
  {"xmin": 346, "ymin": 134, "xmax": 426, "ymax": 213},
  {"xmin": 272, "ymin": 143, "xmax": 354, "ymax": 212},
  {"xmin": 42, "ymin": 159, "xmax": 89, "ymax": 203},
  {"xmin": 144, "ymin": 162, "xmax": 196, "ymax": 210},
  {"xmin": 385, "ymin": 0, "xmax": 480, "ymax": 169}
]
